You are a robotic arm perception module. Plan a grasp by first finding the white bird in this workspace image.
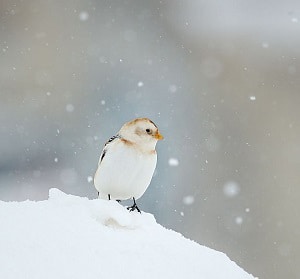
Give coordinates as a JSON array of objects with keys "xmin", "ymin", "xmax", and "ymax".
[{"xmin": 94, "ymin": 118, "xmax": 163, "ymax": 212}]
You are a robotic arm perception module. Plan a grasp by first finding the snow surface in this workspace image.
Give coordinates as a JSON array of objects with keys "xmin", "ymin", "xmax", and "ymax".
[{"xmin": 0, "ymin": 189, "xmax": 256, "ymax": 279}]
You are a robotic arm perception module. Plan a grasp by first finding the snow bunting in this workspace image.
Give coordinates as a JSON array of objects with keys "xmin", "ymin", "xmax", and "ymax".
[{"xmin": 94, "ymin": 118, "xmax": 163, "ymax": 212}]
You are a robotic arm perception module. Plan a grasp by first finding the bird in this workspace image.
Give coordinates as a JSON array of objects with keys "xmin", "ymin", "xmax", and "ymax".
[{"xmin": 94, "ymin": 118, "xmax": 163, "ymax": 213}]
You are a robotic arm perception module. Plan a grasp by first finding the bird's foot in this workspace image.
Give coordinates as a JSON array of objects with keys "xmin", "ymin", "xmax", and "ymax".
[
  {"xmin": 127, "ymin": 204, "xmax": 141, "ymax": 213},
  {"xmin": 127, "ymin": 198, "xmax": 141, "ymax": 213}
]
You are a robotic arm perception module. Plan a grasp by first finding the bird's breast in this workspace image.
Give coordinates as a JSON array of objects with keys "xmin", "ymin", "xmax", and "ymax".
[{"xmin": 95, "ymin": 141, "xmax": 157, "ymax": 200}]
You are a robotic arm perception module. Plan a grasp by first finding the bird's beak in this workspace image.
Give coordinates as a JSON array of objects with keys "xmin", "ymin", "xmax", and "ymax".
[{"xmin": 154, "ymin": 131, "xmax": 164, "ymax": 140}]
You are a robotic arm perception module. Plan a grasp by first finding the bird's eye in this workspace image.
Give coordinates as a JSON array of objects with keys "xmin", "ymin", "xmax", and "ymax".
[{"xmin": 146, "ymin": 128, "xmax": 151, "ymax": 134}]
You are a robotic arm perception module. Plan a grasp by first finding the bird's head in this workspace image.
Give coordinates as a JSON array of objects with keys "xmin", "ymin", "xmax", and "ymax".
[{"xmin": 119, "ymin": 118, "xmax": 163, "ymax": 150}]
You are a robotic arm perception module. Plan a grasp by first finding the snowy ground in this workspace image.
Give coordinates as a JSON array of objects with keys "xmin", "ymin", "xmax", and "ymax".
[{"xmin": 0, "ymin": 189, "xmax": 256, "ymax": 279}]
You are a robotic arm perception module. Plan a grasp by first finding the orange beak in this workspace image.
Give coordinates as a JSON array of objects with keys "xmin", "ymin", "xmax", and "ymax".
[{"xmin": 154, "ymin": 131, "xmax": 164, "ymax": 140}]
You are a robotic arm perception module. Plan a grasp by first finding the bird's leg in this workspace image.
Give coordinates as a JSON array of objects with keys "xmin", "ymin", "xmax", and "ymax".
[
  {"xmin": 107, "ymin": 194, "xmax": 121, "ymax": 203},
  {"xmin": 97, "ymin": 192, "xmax": 99, "ymax": 198},
  {"xmin": 127, "ymin": 197, "xmax": 141, "ymax": 213}
]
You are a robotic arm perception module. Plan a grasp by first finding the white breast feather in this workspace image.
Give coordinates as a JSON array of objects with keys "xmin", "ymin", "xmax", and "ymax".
[{"xmin": 94, "ymin": 140, "xmax": 157, "ymax": 200}]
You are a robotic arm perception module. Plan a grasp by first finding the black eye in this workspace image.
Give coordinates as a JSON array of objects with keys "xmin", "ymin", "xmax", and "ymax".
[{"xmin": 146, "ymin": 128, "xmax": 151, "ymax": 134}]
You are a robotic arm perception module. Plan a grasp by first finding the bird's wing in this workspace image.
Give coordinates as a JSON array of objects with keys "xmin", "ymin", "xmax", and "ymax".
[{"xmin": 98, "ymin": 134, "xmax": 120, "ymax": 165}]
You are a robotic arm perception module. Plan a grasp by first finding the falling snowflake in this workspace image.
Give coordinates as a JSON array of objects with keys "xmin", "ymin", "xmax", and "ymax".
[{"xmin": 168, "ymin": 158, "xmax": 179, "ymax": 167}]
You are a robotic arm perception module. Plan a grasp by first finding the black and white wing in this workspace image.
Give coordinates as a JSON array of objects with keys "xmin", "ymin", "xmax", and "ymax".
[{"xmin": 97, "ymin": 134, "xmax": 120, "ymax": 165}]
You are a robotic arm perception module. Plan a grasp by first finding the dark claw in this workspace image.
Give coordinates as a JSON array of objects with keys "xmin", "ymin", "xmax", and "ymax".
[
  {"xmin": 127, "ymin": 204, "xmax": 141, "ymax": 213},
  {"xmin": 127, "ymin": 197, "xmax": 141, "ymax": 213}
]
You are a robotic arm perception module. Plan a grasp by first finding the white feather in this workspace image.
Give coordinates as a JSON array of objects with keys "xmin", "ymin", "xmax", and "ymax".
[{"xmin": 94, "ymin": 140, "xmax": 157, "ymax": 200}]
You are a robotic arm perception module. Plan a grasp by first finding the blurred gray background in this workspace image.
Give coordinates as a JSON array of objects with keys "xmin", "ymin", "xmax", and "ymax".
[{"xmin": 1, "ymin": 0, "xmax": 299, "ymax": 278}]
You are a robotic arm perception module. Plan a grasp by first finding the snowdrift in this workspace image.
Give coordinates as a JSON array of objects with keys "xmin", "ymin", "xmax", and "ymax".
[{"xmin": 0, "ymin": 189, "xmax": 256, "ymax": 279}]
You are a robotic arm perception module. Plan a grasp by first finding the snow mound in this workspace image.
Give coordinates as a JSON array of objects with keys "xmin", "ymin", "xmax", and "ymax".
[{"xmin": 0, "ymin": 189, "xmax": 256, "ymax": 279}]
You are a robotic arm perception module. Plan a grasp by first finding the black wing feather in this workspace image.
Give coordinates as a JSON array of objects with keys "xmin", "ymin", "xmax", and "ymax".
[{"xmin": 98, "ymin": 134, "xmax": 120, "ymax": 165}]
